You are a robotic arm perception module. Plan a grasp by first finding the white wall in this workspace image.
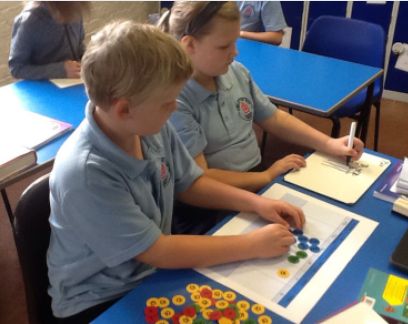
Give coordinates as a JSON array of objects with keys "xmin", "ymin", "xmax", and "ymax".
[{"xmin": 0, "ymin": 1, "xmax": 159, "ymax": 86}]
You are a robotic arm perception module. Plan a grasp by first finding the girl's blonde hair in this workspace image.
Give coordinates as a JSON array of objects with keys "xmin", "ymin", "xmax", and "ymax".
[
  {"xmin": 81, "ymin": 21, "xmax": 192, "ymax": 109},
  {"xmin": 158, "ymin": 1, "xmax": 239, "ymax": 40}
]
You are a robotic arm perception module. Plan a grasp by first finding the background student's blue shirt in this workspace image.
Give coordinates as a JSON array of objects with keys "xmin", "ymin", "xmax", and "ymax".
[
  {"xmin": 171, "ymin": 61, "xmax": 276, "ymax": 172},
  {"xmin": 9, "ymin": 2, "xmax": 85, "ymax": 79},
  {"xmin": 238, "ymin": 1, "xmax": 287, "ymax": 33},
  {"xmin": 47, "ymin": 102, "xmax": 202, "ymax": 318}
]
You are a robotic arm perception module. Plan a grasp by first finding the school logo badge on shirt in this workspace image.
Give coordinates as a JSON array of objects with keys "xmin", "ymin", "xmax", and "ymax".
[
  {"xmin": 241, "ymin": 4, "xmax": 255, "ymax": 18},
  {"xmin": 160, "ymin": 159, "xmax": 171, "ymax": 186},
  {"xmin": 236, "ymin": 97, "xmax": 253, "ymax": 121}
]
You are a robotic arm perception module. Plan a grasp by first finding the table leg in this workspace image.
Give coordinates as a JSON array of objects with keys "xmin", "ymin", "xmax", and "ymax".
[
  {"xmin": 358, "ymin": 83, "xmax": 374, "ymax": 144},
  {"xmin": 1, "ymin": 189, "xmax": 14, "ymax": 226}
]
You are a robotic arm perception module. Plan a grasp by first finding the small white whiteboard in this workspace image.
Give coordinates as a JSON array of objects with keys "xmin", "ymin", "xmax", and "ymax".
[{"xmin": 284, "ymin": 152, "xmax": 390, "ymax": 204}]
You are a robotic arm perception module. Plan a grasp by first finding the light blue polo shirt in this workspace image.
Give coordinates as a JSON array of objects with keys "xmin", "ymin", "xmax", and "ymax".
[
  {"xmin": 47, "ymin": 102, "xmax": 202, "ymax": 317},
  {"xmin": 170, "ymin": 61, "xmax": 276, "ymax": 171},
  {"xmin": 238, "ymin": 1, "xmax": 287, "ymax": 32}
]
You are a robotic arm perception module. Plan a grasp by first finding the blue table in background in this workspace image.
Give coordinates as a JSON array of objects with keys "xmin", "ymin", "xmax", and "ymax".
[
  {"xmin": 93, "ymin": 151, "xmax": 407, "ymax": 324},
  {"xmin": 236, "ymin": 39, "xmax": 383, "ymax": 144},
  {"xmin": 0, "ymin": 80, "xmax": 87, "ymax": 223},
  {"xmin": 236, "ymin": 38, "xmax": 382, "ymax": 116}
]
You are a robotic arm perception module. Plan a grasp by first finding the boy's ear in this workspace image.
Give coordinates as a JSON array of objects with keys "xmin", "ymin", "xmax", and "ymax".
[
  {"xmin": 112, "ymin": 98, "xmax": 132, "ymax": 120},
  {"xmin": 180, "ymin": 35, "xmax": 196, "ymax": 55}
]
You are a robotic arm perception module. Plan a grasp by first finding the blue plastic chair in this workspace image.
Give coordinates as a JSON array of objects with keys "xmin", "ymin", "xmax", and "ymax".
[{"xmin": 302, "ymin": 15, "xmax": 385, "ymax": 150}]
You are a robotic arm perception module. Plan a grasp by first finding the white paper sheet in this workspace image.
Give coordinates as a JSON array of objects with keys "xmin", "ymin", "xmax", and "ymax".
[
  {"xmin": 320, "ymin": 302, "xmax": 387, "ymax": 324},
  {"xmin": 197, "ymin": 184, "xmax": 378, "ymax": 323},
  {"xmin": 0, "ymin": 109, "xmax": 72, "ymax": 149},
  {"xmin": 49, "ymin": 78, "xmax": 83, "ymax": 88},
  {"xmin": 284, "ymin": 152, "xmax": 390, "ymax": 204}
]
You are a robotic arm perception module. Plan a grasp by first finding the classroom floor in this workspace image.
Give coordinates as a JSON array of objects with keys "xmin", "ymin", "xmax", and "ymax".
[{"xmin": 0, "ymin": 98, "xmax": 407, "ymax": 324}]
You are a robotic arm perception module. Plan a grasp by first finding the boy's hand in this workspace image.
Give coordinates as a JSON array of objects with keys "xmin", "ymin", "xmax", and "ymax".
[
  {"xmin": 247, "ymin": 224, "xmax": 296, "ymax": 258},
  {"xmin": 64, "ymin": 60, "xmax": 81, "ymax": 78},
  {"xmin": 255, "ymin": 197, "xmax": 305, "ymax": 229},
  {"xmin": 324, "ymin": 136, "xmax": 364, "ymax": 161},
  {"xmin": 265, "ymin": 154, "xmax": 306, "ymax": 181}
]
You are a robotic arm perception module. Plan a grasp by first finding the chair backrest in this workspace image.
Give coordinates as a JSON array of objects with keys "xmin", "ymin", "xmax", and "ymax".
[
  {"xmin": 302, "ymin": 15, "xmax": 385, "ymax": 69},
  {"xmin": 13, "ymin": 174, "xmax": 57, "ymax": 324}
]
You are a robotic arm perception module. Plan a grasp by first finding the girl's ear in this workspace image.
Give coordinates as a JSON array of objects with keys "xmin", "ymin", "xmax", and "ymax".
[{"xmin": 180, "ymin": 35, "xmax": 196, "ymax": 55}]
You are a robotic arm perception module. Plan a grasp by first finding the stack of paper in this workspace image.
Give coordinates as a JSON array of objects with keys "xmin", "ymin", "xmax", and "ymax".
[
  {"xmin": 393, "ymin": 197, "xmax": 408, "ymax": 218},
  {"xmin": 373, "ymin": 161, "xmax": 403, "ymax": 203},
  {"xmin": 0, "ymin": 109, "xmax": 72, "ymax": 150},
  {"xmin": 396, "ymin": 157, "xmax": 408, "ymax": 195},
  {"xmin": 0, "ymin": 141, "xmax": 37, "ymax": 182}
]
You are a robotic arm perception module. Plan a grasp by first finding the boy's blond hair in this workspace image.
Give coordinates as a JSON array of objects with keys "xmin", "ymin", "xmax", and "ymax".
[{"xmin": 81, "ymin": 20, "xmax": 192, "ymax": 110}]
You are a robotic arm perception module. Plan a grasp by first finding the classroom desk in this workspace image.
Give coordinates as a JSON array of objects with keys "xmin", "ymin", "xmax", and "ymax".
[
  {"xmin": 0, "ymin": 80, "xmax": 87, "ymax": 223},
  {"xmin": 236, "ymin": 39, "xmax": 383, "ymax": 142},
  {"xmin": 93, "ymin": 150, "xmax": 407, "ymax": 324}
]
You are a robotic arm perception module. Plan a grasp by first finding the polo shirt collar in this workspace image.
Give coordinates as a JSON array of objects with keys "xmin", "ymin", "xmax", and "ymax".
[
  {"xmin": 217, "ymin": 69, "xmax": 233, "ymax": 91},
  {"xmin": 84, "ymin": 101, "xmax": 163, "ymax": 179},
  {"xmin": 185, "ymin": 67, "xmax": 234, "ymax": 104}
]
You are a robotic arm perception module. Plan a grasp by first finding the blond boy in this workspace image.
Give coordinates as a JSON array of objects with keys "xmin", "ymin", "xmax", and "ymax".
[{"xmin": 47, "ymin": 21, "xmax": 303, "ymax": 322}]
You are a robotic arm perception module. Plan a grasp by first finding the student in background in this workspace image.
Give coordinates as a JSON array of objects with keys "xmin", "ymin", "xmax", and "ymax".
[
  {"xmin": 9, "ymin": 1, "xmax": 89, "ymax": 80},
  {"xmin": 47, "ymin": 20, "xmax": 304, "ymax": 323},
  {"xmin": 158, "ymin": 1, "xmax": 364, "ymax": 233},
  {"xmin": 238, "ymin": 1, "xmax": 287, "ymax": 45}
]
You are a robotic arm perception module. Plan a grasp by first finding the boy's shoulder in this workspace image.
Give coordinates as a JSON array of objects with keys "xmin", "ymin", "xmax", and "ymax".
[
  {"xmin": 52, "ymin": 123, "xmax": 92, "ymax": 180},
  {"xmin": 52, "ymin": 122, "xmax": 126, "ymax": 195},
  {"xmin": 55, "ymin": 120, "xmax": 175, "ymax": 176}
]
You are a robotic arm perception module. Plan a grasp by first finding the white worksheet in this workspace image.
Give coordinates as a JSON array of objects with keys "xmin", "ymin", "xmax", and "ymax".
[
  {"xmin": 284, "ymin": 152, "xmax": 390, "ymax": 204},
  {"xmin": 197, "ymin": 184, "xmax": 378, "ymax": 323}
]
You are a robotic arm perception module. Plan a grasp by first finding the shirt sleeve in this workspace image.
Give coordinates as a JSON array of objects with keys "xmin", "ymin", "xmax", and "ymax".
[
  {"xmin": 170, "ymin": 99, "xmax": 208, "ymax": 159},
  {"xmin": 9, "ymin": 14, "xmax": 66, "ymax": 79},
  {"xmin": 235, "ymin": 62, "xmax": 277, "ymax": 123},
  {"xmin": 261, "ymin": 1, "xmax": 287, "ymax": 32},
  {"xmin": 167, "ymin": 122, "xmax": 203, "ymax": 193},
  {"xmin": 60, "ymin": 167, "xmax": 162, "ymax": 268}
]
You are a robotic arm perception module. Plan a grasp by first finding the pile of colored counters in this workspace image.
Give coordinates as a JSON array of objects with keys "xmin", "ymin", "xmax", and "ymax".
[{"xmin": 144, "ymin": 283, "xmax": 273, "ymax": 324}]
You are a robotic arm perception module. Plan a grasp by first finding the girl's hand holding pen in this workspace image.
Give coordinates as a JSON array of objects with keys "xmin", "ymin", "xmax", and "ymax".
[{"xmin": 324, "ymin": 135, "xmax": 364, "ymax": 162}]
